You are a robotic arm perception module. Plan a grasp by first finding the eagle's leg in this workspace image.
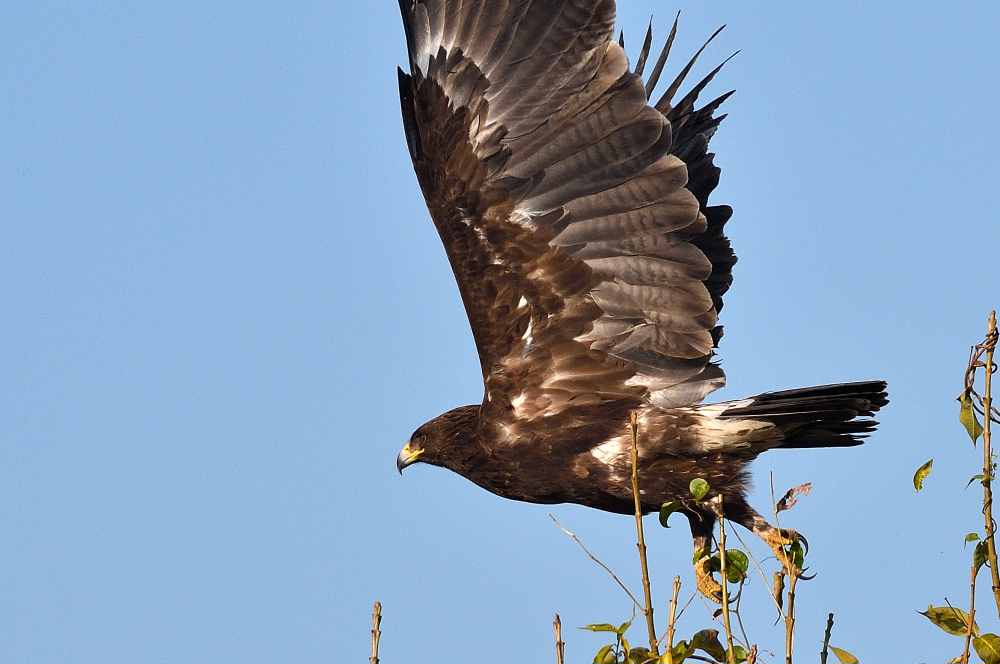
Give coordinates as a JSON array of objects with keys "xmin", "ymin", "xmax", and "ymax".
[
  {"xmin": 687, "ymin": 510, "xmax": 722, "ymax": 603},
  {"xmin": 729, "ymin": 504, "xmax": 808, "ymax": 576}
]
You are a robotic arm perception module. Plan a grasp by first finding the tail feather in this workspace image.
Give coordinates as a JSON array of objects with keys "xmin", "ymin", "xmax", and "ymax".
[{"xmin": 721, "ymin": 380, "xmax": 888, "ymax": 449}]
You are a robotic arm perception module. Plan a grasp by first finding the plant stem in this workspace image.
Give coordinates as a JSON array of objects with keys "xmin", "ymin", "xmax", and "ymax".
[
  {"xmin": 820, "ymin": 613, "xmax": 833, "ymax": 664},
  {"xmin": 983, "ymin": 311, "xmax": 1000, "ymax": 618},
  {"xmin": 665, "ymin": 575, "xmax": 681, "ymax": 662},
  {"xmin": 629, "ymin": 412, "xmax": 659, "ymax": 657},
  {"xmin": 369, "ymin": 601, "xmax": 382, "ymax": 664},
  {"xmin": 783, "ymin": 570, "xmax": 798, "ymax": 664},
  {"xmin": 717, "ymin": 511, "xmax": 737, "ymax": 664},
  {"xmin": 770, "ymin": 474, "xmax": 798, "ymax": 664},
  {"xmin": 554, "ymin": 614, "xmax": 565, "ymax": 664},
  {"xmin": 961, "ymin": 554, "xmax": 978, "ymax": 664}
]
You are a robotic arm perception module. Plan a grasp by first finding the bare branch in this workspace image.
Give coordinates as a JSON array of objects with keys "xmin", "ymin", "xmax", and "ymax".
[
  {"xmin": 370, "ymin": 601, "xmax": 382, "ymax": 664},
  {"xmin": 548, "ymin": 514, "xmax": 642, "ymax": 610},
  {"xmin": 819, "ymin": 613, "xmax": 833, "ymax": 664},
  {"xmin": 553, "ymin": 614, "xmax": 565, "ymax": 664},
  {"xmin": 630, "ymin": 412, "xmax": 660, "ymax": 656}
]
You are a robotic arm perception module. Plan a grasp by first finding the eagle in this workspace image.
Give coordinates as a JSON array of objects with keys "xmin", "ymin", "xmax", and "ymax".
[{"xmin": 393, "ymin": 0, "xmax": 887, "ymax": 600}]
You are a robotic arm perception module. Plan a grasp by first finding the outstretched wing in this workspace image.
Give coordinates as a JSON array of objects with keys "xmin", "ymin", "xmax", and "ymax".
[{"xmin": 397, "ymin": 1, "xmax": 736, "ymax": 426}]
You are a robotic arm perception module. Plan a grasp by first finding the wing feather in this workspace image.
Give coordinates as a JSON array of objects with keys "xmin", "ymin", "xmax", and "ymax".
[{"xmin": 397, "ymin": 1, "xmax": 736, "ymax": 427}]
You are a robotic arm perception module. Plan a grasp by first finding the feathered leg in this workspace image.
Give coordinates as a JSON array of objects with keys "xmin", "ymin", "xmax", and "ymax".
[{"xmin": 687, "ymin": 510, "xmax": 722, "ymax": 603}]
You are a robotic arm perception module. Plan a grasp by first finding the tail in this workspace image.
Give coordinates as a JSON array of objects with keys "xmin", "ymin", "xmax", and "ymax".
[{"xmin": 719, "ymin": 380, "xmax": 889, "ymax": 448}]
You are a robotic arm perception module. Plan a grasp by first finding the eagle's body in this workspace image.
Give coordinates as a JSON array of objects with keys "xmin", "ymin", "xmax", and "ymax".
[{"xmin": 393, "ymin": 0, "xmax": 887, "ymax": 597}]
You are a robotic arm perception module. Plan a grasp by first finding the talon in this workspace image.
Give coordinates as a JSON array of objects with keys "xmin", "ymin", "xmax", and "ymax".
[{"xmin": 756, "ymin": 527, "xmax": 808, "ymax": 574}]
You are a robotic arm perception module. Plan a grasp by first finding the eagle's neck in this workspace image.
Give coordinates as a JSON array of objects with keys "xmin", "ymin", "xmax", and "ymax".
[{"xmin": 430, "ymin": 404, "xmax": 488, "ymax": 473}]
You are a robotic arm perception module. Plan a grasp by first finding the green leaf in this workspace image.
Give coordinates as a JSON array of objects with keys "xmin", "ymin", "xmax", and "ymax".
[
  {"xmin": 919, "ymin": 605, "xmax": 979, "ymax": 636},
  {"xmin": 975, "ymin": 541, "xmax": 989, "ymax": 575},
  {"xmin": 594, "ymin": 644, "xmax": 614, "ymax": 664},
  {"xmin": 961, "ymin": 394, "xmax": 984, "ymax": 444},
  {"xmin": 627, "ymin": 647, "xmax": 650, "ymax": 664},
  {"xmin": 616, "ymin": 619, "xmax": 633, "ymax": 636},
  {"xmin": 689, "ymin": 629, "xmax": 726, "ymax": 661},
  {"xmin": 974, "ymin": 633, "xmax": 1000, "ymax": 664},
  {"xmin": 828, "ymin": 645, "xmax": 859, "ymax": 664},
  {"xmin": 966, "ymin": 532, "xmax": 982, "ymax": 545},
  {"xmin": 689, "ymin": 478, "xmax": 710, "ymax": 501},
  {"xmin": 667, "ymin": 640, "xmax": 692, "ymax": 663},
  {"xmin": 731, "ymin": 644, "xmax": 748, "ymax": 663},
  {"xmin": 582, "ymin": 624, "xmax": 618, "ymax": 633},
  {"xmin": 724, "ymin": 550, "xmax": 750, "ymax": 584},
  {"xmin": 659, "ymin": 501, "xmax": 681, "ymax": 528},
  {"xmin": 968, "ymin": 474, "xmax": 987, "ymax": 489},
  {"xmin": 913, "ymin": 458, "xmax": 933, "ymax": 491},
  {"xmin": 784, "ymin": 540, "xmax": 805, "ymax": 569}
]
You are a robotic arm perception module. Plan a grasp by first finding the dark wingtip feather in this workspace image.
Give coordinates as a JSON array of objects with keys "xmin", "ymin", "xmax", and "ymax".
[
  {"xmin": 655, "ymin": 23, "xmax": 726, "ymax": 113},
  {"xmin": 643, "ymin": 10, "xmax": 680, "ymax": 98},
  {"xmin": 633, "ymin": 18, "xmax": 654, "ymax": 76}
]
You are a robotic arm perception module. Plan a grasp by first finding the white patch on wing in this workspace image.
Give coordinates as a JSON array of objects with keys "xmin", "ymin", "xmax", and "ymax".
[
  {"xmin": 517, "ymin": 296, "xmax": 528, "ymax": 309},
  {"xmin": 590, "ymin": 436, "xmax": 625, "ymax": 465},
  {"xmin": 521, "ymin": 318, "xmax": 534, "ymax": 344}
]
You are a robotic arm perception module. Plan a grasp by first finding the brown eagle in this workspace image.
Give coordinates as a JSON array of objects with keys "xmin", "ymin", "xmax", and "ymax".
[{"xmin": 393, "ymin": 0, "xmax": 887, "ymax": 599}]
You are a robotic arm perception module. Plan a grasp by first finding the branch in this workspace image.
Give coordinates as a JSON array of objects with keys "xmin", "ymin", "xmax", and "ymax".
[
  {"xmin": 553, "ymin": 614, "xmax": 565, "ymax": 664},
  {"xmin": 770, "ymin": 474, "xmax": 798, "ymax": 664},
  {"xmin": 630, "ymin": 412, "xmax": 659, "ymax": 656},
  {"xmin": 548, "ymin": 514, "xmax": 642, "ymax": 609},
  {"xmin": 984, "ymin": 311, "xmax": 1000, "ymax": 617},
  {"xmin": 960, "ymin": 555, "xmax": 977, "ymax": 664},
  {"xmin": 664, "ymin": 575, "xmax": 681, "ymax": 658},
  {"xmin": 820, "ymin": 613, "xmax": 833, "ymax": 664},
  {"xmin": 712, "ymin": 498, "xmax": 737, "ymax": 664},
  {"xmin": 369, "ymin": 601, "xmax": 382, "ymax": 664}
]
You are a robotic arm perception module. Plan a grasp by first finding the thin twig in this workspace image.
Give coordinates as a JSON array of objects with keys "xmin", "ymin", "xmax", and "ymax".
[
  {"xmin": 715, "ymin": 501, "xmax": 737, "ymax": 664},
  {"xmin": 369, "ymin": 601, "xmax": 382, "ymax": 664},
  {"xmin": 554, "ymin": 614, "xmax": 566, "ymax": 664},
  {"xmin": 660, "ymin": 576, "xmax": 681, "ymax": 662},
  {"xmin": 730, "ymin": 525, "xmax": 784, "ymax": 619},
  {"xmin": 733, "ymin": 581, "xmax": 752, "ymax": 649},
  {"xmin": 983, "ymin": 311, "xmax": 1000, "ymax": 617},
  {"xmin": 548, "ymin": 513, "xmax": 643, "ymax": 609},
  {"xmin": 674, "ymin": 591, "xmax": 697, "ymax": 624},
  {"xmin": 961, "ymin": 555, "xmax": 977, "ymax": 664},
  {"xmin": 819, "ymin": 613, "xmax": 833, "ymax": 664},
  {"xmin": 770, "ymin": 474, "xmax": 797, "ymax": 664},
  {"xmin": 630, "ymin": 412, "xmax": 660, "ymax": 657}
]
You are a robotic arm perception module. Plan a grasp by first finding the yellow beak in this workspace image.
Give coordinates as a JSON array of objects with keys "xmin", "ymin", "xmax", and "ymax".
[{"xmin": 396, "ymin": 442, "xmax": 424, "ymax": 474}]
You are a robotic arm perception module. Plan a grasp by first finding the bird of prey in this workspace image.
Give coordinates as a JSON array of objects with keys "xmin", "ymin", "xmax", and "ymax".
[{"xmin": 393, "ymin": 0, "xmax": 887, "ymax": 599}]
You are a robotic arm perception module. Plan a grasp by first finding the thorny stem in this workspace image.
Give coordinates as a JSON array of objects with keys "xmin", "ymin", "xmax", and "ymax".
[
  {"xmin": 369, "ymin": 601, "xmax": 382, "ymax": 664},
  {"xmin": 715, "ymin": 505, "xmax": 737, "ymax": 664},
  {"xmin": 983, "ymin": 311, "xmax": 1000, "ymax": 617},
  {"xmin": 629, "ymin": 412, "xmax": 660, "ymax": 657},
  {"xmin": 819, "ymin": 613, "xmax": 833, "ymax": 664},
  {"xmin": 553, "ymin": 614, "xmax": 565, "ymax": 664}
]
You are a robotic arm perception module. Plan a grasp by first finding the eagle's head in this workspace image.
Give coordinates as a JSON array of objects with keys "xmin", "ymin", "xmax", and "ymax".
[{"xmin": 396, "ymin": 405, "xmax": 480, "ymax": 474}]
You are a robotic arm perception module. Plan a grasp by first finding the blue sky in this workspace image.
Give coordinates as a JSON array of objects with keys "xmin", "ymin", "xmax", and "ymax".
[{"xmin": 2, "ymin": 2, "xmax": 998, "ymax": 662}]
